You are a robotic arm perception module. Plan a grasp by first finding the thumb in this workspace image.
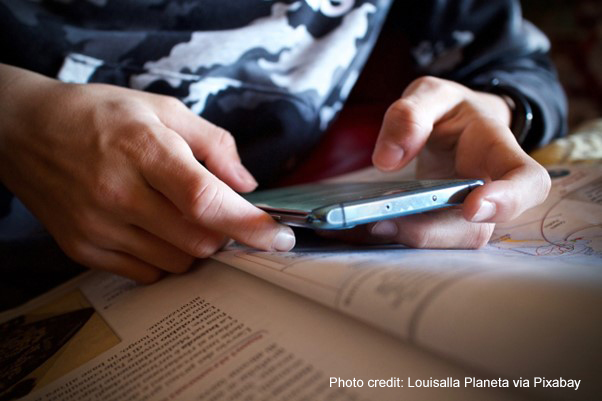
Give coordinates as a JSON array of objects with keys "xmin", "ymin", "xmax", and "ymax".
[{"xmin": 463, "ymin": 164, "xmax": 551, "ymax": 223}]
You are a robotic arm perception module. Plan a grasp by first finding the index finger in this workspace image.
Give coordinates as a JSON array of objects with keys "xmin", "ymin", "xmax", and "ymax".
[
  {"xmin": 372, "ymin": 76, "xmax": 511, "ymax": 172},
  {"xmin": 139, "ymin": 128, "xmax": 295, "ymax": 252},
  {"xmin": 372, "ymin": 77, "xmax": 466, "ymax": 171},
  {"xmin": 143, "ymin": 94, "xmax": 258, "ymax": 193}
]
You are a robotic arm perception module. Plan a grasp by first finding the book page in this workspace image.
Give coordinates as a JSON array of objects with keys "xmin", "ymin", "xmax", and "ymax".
[
  {"xmin": 490, "ymin": 166, "xmax": 602, "ymax": 264},
  {"xmin": 213, "ymin": 165, "xmax": 602, "ymax": 400},
  {"xmin": 0, "ymin": 261, "xmax": 524, "ymax": 401}
]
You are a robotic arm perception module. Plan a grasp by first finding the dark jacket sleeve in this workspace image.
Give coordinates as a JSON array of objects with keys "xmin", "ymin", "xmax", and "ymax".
[{"xmin": 396, "ymin": 0, "xmax": 567, "ymax": 150}]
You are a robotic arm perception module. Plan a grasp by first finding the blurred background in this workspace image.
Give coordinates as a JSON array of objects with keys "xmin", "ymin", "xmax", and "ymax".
[{"xmin": 523, "ymin": 0, "xmax": 602, "ymax": 129}]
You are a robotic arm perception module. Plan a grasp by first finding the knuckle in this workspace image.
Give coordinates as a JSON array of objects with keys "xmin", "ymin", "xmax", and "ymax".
[
  {"xmin": 93, "ymin": 178, "xmax": 138, "ymax": 215},
  {"xmin": 60, "ymin": 238, "xmax": 92, "ymax": 266},
  {"xmin": 232, "ymin": 219, "xmax": 268, "ymax": 246},
  {"xmin": 536, "ymin": 164, "xmax": 552, "ymax": 201},
  {"xmin": 158, "ymin": 131, "xmax": 192, "ymax": 159},
  {"xmin": 468, "ymin": 223, "xmax": 495, "ymax": 249},
  {"xmin": 412, "ymin": 75, "xmax": 443, "ymax": 90},
  {"xmin": 504, "ymin": 163, "xmax": 551, "ymax": 221},
  {"xmin": 71, "ymin": 212, "xmax": 120, "ymax": 252},
  {"xmin": 189, "ymin": 235, "xmax": 222, "ymax": 258},
  {"xmin": 118, "ymin": 123, "xmax": 162, "ymax": 161},
  {"xmin": 104, "ymin": 117, "xmax": 163, "ymax": 168},
  {"xmin": 386, "ymin": 98, "xmax": 427, "ymax": 136},
  {"xmin": 159, "ymin": 95, "xmax": 185, "ymax": 111},
  {"xmin": 408, "ymin": 232, "xmax": 431, "ymax": 249},
  {"xmin": 505, "ymin": 197, "xmax": 523, "ymax": 220},
  {"xmin": 214, "ymin": 127, "xmax": 237, "ymax": 152},
  {"xmin": 188, "ymin": 180, "xmax": 224, "ymax": 224},
  {"xmin": 388, "ymin": 98, "xmax": 420, "ymax": 121},
  {"xmin": 403, "ymin": 225, "xmax": 432, "ymax": 249}
]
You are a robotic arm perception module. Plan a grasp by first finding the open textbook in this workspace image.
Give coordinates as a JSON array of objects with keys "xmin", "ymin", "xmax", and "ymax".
[{"xmin": 1, "ymin": 165, "xmax": 601, "ymax": 401}]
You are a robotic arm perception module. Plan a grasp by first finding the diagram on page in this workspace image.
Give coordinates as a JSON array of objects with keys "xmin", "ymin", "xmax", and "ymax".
[{"xmin": 490, "ymin": 167, "xmax": 602, "ymax": 263}]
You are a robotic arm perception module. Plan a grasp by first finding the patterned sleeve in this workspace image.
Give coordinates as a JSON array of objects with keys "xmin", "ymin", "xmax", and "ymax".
[{"xmin": 396, "ymin": 0, "xmax": 568, "ymax": 150}]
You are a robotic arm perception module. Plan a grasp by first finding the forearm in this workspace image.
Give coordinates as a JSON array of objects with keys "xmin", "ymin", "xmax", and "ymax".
[
  {"xmin": 0, "ymin": 64, "xmax": 61, "ymax": 186},
  {"xmin": 0, "ymin": 63, "xmax": 56, "ymax": 107}
]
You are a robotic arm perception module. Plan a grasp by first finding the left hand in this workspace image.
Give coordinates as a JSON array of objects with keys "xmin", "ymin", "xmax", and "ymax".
[{"xmin": 326, "ymin": 76, "xmax": 551, "ymax": 248}]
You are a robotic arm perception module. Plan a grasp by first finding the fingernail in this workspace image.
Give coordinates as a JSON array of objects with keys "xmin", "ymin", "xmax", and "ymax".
[
  {"xmin": 375, "ymin": 142, "xmax": 404, "ymax": 171},
  {"xmin": 273, "ymin": 229, "xmax": 296, "ymax": 251},
  {"xmin": 235, "ymin": 163, "xmax": 258, "ymax": 188},
  {"xmin": 472, "ymin": 200, "xmax": 497, "ymax": 222},
  {"xmin": 370, "ymin": 220, "xmax": 398, "ymax": 237}
]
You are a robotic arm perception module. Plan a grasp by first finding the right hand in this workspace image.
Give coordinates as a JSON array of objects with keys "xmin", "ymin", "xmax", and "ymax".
[{"xmin": 0, "ymin": 65, "xmax": 295, "ymax": 283}]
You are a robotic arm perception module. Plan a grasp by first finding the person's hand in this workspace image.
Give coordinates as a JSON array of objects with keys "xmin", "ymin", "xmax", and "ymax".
[
  {"xmin": 327, "ymin": 76, "xmax": 551, "ymax": 248},
  {"xmin": 0, "ymin": 65, "xmax": 295, "ymax": 282}
]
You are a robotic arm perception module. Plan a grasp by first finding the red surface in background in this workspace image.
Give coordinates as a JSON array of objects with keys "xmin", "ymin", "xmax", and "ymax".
[
  {"xmin": 279, "ymin": 103, "xmax": 388, "ymax": 186},
  {"xmin": 278, "ymin": 2, "xmax": 414, "ymax": 187}
]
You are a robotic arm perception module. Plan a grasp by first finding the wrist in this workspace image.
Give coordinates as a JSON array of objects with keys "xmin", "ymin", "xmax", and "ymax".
[
  {"xmin": 473, "ymin": 90, "xmax": 513, "ymax": 128},
  {"xmin": 477, "ymin": 79, "xmax": 534, "ymax": 144}
]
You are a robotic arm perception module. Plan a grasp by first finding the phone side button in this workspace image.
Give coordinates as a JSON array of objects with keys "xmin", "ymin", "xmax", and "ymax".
[{"xmin": 325, "ymin": 208, "xmax": 346, "ymax": 226}]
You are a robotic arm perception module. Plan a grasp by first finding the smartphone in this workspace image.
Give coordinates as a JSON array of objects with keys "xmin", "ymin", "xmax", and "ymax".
[{"xmin": 244, "ymin": 179, "xmax": 484, "ymax": 229}]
